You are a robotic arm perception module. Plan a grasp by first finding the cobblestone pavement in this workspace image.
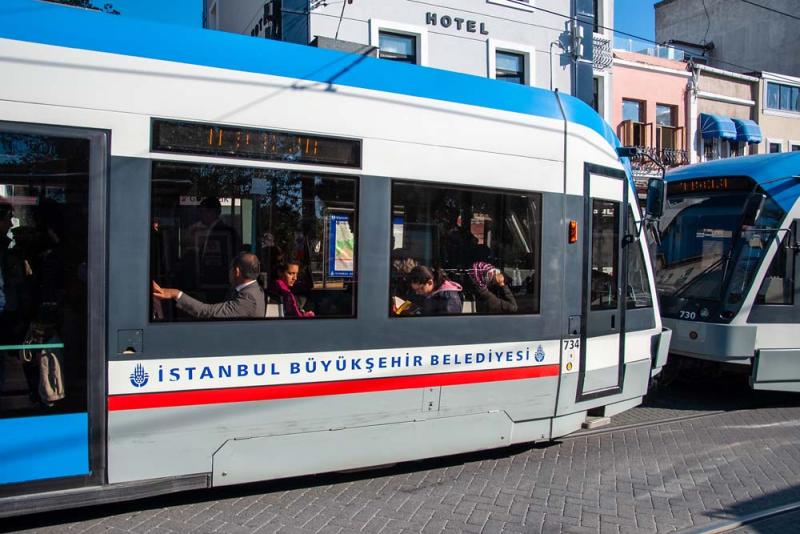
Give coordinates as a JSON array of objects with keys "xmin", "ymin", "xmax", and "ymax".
[
  {"xmin": 3, "ymin": 403, "xmax": 800, "ymax": 534},
  {"xmin": 3, "ymin": 364, "xmax": 800, "ymax": 534}
]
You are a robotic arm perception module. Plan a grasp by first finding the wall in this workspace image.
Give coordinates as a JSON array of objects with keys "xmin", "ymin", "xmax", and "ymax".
[
  {"xmin": 655, "ymin": 0, "xmax": 800, "ymax": 77},
  {"xmin": 308, "ymin": 0, "xmax": 574, "ymax": 93},
  {"xmin": 611, "ymin": 51, "xmax": 689, "ymax": 148}
]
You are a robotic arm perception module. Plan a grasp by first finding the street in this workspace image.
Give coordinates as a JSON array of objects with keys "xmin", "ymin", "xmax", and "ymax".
[{"xmin": 3, "ymin": 361, "xmax": 800, "ymax": 534}]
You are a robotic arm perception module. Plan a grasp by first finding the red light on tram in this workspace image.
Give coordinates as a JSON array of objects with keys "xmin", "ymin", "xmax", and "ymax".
[{"xmin": 568, "ymin": 220, "xmax": 578, "ymax": 243}]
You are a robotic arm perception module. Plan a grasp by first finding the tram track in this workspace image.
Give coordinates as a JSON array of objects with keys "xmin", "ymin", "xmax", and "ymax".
[
  {"xmin": 678, "ymin": 501, "xmax": 800, "ymax": 533},
  {"xmin": 566, "ymin": 409, "xmax": 728, "ymax": 439}
]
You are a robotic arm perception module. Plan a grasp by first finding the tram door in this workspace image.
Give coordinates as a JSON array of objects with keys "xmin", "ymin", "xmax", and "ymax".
[
  {"xmin": 577, "ymin": 166, "xmax": 627, "ymax": 400},
  {"xmin": 0, "ymin": 124, "xmax": 105, "ymax": 492}
]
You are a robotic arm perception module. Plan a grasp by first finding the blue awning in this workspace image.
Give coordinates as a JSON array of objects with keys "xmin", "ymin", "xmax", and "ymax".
[
  {"xmin": 700, "ymin": 113, "xmax": 737, "ymax": 140},
  {"xmin": 731, "ymin": 118, "xmax": 763, "ymax": 144}
]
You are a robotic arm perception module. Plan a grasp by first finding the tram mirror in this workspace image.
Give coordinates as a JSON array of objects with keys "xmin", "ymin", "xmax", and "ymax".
[
  {"xmin": 616, "ymin": 146, "xmax": 641, "ymax": 159},
  {"xmin": 645, "ymin": 178, "xmax": 665, "ymax": 219},
  {"xmin": 741, "ymin": 193, "xmax": 766, "ymax": 227}
]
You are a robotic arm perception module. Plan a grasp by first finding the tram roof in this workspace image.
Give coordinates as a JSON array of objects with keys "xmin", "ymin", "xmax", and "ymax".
[
  {"xmin": 666, "ymin": 153, "xmax": 800, "ymax": 212},
  {"xmin": 0, "ymin": 0, "xmax": 621, "ymax": 156}
]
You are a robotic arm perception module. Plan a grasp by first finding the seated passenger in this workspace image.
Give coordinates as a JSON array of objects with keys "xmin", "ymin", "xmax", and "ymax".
[
  {"xmin": 269, "ymin": 261, "xmax": 315, "ymax": 318},
  {"xmin": 469, "ymin": 261, "xmax": 517, "ymax": 314},
  {"xmin": 152, "ymin": 252, "xmax": 265, "ymax": 319},
  {"xmin": 408, "ymin": 265, "xmax": 462, "ymax": 315}
]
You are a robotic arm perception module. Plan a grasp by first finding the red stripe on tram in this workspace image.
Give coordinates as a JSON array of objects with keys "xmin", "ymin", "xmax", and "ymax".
[{"xmin": 108, "ymin": 364, "xmax": 560, "ymax": 411}]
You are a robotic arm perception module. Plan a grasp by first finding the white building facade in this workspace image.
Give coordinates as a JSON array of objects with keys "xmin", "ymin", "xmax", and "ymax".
[{"xmin": 205, "ymin": 0, "xmax": 614, "ymax": 119}]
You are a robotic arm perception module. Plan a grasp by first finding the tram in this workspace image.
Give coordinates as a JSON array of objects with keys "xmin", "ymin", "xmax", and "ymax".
[
  {"xmin": 657, "ymin": 153, "xmax": 800, "ymax": 392},
  {"xmin": 0, "ymin": 0, "xmax": 668, "ymax": 516}
]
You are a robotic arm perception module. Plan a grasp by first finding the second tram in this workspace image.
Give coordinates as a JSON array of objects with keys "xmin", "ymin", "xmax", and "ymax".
[{"xmin": 657, "ymin": 153, "xmax": 800, "ymax": 392}]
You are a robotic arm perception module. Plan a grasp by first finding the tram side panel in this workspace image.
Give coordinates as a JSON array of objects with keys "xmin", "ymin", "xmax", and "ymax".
[{"xmin": 106, "ymin": 161, "xmax": 566, "ymax": 485}]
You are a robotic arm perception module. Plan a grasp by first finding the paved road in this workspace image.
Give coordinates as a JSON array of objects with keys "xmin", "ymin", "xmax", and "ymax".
[{"xmin": 3, "ymin": 364, "xmax": 800, "ymax": 534}]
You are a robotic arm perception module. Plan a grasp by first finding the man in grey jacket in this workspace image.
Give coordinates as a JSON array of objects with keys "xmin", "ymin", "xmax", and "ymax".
[{"xmin": 152, "ymin": 252, "xmax": 266, "ymax": 319}]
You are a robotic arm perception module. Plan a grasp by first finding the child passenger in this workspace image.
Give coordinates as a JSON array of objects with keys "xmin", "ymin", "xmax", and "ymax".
[
  {"xmin": 408, "ymin": 265, "xmax": 463, "ymax": 315},
  {"xmin": 269, "ymin": 261, "xmax": 315, "ymax": 318}
]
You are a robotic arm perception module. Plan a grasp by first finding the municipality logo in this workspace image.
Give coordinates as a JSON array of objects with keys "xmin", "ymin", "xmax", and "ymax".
[
  {"xmin": 534, "ymin": 345, "xmax": 545, "ymax": 362},
  {"xmin": 130, "ymin": 363, "xmax": 149, "ymax": 388}
]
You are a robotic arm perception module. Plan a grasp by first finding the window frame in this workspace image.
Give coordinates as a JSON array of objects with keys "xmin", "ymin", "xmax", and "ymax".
[
  {"xmin": 388, "ymin": 179, "xmax": 543, "ymax": 318},
  {"xmin": 487, "ymin": 39, "xmax": 535, "ymax": 86},
  {"xmin": 768, "ymin": 139, "xmax": 784, "ymax": 153},
  {"xmin": 486, "ymin": 0, "xmax": 534, "ymax": 12},
  {"xmin": 147, "ymin": 160, "xmax": 361, "ymax": 323},
  {"xmin": 765, "ymin": 81, "xmax": 800, "ymax": 113},
  {"xmin": 370, "ymin": 19, "xmax": 428, "ymax": 66}
]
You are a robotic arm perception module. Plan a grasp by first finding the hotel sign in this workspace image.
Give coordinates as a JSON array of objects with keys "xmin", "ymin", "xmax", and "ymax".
[{"xmin": 425, "ymin": 12, "xmax": 489, "ymax": 35}]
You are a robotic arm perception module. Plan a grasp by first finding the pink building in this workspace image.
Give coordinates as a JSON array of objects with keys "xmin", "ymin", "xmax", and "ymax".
[{"xmin": 611, "ymin": 50, "xmax": 690, "ymax": 191}]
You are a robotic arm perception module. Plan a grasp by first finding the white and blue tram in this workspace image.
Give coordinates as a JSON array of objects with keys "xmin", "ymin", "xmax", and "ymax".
[
  {"xmin": 657, "ymin": 153, "xmax": 800, "ymax": 392},
  {"xmin": 0, "ymin": 0, "xmax": 668, "ymax": 515}
]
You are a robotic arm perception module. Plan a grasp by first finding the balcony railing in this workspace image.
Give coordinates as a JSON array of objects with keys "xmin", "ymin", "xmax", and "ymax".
[
  {"xmin": 619, "ymin": 121, "xmax": 688, "ymax": 171},
  {"xmin": 593, "ymin": 33, "xmax": 613, "ymax": 71}
]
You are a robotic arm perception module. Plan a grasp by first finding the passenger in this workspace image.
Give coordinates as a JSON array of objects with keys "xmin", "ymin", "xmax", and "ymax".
[
  {"xmin": 151, "ymin": 252, "xmax": 265, "ymax": 319},
  {"xmin": 469, "ymin": 261, "xmax": 518, "ymax": 314},
  {"xmin": 184, "ymin": 197, "xmax": 240, "ymax": 294},
  {"xmin": 408, "ymin": 265, "xmax": 463, "ymax": 315},
  {"xmin": 269, "ymin": 261, "xmax": 315, "ymax": 318}
]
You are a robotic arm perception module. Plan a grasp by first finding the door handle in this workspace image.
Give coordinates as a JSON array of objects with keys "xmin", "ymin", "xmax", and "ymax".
[{"xmin": 611, "ymin": 314, "xmax": 616, "ymax": 329}]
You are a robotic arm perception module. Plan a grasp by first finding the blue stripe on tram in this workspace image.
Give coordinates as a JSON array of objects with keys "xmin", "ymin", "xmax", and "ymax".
[{"xmin": 0, "ymin": 413, "xmax": 89, "ymax": 485}]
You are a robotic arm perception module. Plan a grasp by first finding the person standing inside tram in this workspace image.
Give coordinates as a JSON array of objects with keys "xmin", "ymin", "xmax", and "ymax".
[
  {"xmin": 152, "ymin": 252, "xmax": 265, "ymax": 319},
  {"xmin": 269, "ymin": 260, "xmax": 315, "ymax": 318},
  {"xmin": 408, "ymin": 265, "xmax": 463, "ymax": 315}
]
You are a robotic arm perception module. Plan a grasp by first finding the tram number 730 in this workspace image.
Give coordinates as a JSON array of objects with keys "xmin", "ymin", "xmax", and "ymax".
[{"xmin": 679, "ymin": 310, "xmax": 697, "ymax": 320}]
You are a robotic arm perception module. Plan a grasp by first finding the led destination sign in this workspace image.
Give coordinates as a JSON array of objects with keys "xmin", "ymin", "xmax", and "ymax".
[
  {"xmin": 667, "ymin": 176, "xmax": 754, "ymax": 195},
  {"xmin": 152, "ymin": 119, "xmax": 361, "ymax": 168}
]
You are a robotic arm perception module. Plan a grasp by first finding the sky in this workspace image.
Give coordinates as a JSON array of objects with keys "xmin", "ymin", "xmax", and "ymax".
[
  {"xmin": 105, "ymin": 0, "xmax": 201, "ymax": 26},
  {"xmin": 613, "ymin": 0, "xmax": 658, "ymax": 49}
]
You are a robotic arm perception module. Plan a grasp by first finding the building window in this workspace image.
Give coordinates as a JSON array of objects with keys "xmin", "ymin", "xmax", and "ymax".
[
  {"xmin": 150, "ymin": 162, "xmax": 358, "ymax": 322},
  {"xmin": 592, "ymin": 0, "xmax": 600, "ymax": 33},
  {"xmin": 622, "ymin": 99, "xmax": 643, "ymax": 122},
  {"xmin": 620, "ymin": 99, "xmax": 646, "ymax": 147},
  {"xmin": 495, "ymin": 51, "xmax": 525, "ymax": 84},
  {"xmin": 379, "ymin": 31, "xmax": 417, "ymax": 64},
  {"xmin": 370, "ymin": 20, "xmax": 427, "ymax": 66},
  {"xmin": 486, "ymin": 0, "xmax": 534, "ymax": 12},
  {"xmin": 703, "ymin": 138, "xmax": 730, "ymax": 161},
  {"xmin": 592, "ymin": 77, "xmax": 600, "ymax": 113},
  {"xmin": 655, "ymin": 104, "xmax": 678, "ymax": 151},
  {"xmin": 769, "ymin": 142, "xmax": 783, "ymax": 153},
  {"xmin": 390, "ymin": 181, "xmax": 541, "ymax": 317},
  {"xmin": 790, "ymin": 142, "xmax": 800, "ymax": 152},
  {"xmin": 766, "ymin": 82, "xmax": 800, "ymax": 112},
  {"xmin": 487, "ymin": 40, "xmax": 534, "ymax": 86}
]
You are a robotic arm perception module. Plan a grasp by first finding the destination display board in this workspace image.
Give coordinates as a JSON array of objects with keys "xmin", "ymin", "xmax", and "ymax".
[
  {"xmin": 152, "ymin": 119, "xmax": 361, "ymax": 168},
  {"xmin": 667, "ymin": 176, "xmax": 754, "ymax": 195}
]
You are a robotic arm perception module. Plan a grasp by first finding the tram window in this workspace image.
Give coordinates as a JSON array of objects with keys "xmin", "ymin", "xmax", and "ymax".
[
  {"xmin": 150, "ymin": 162, "xmax": 357, "ymax": 322},
  {"xmin": 0, "ymin": 131, "xmax": 89, "ymax": 419},
  {"xmin": 390, "ymin": 182, "xmax": 541, "ymax": 316},
  {"xmin": 755, "ymin": 231, "xmax": 795, "ymax": 305},
  {"xmin": 591, "ymin": 200, "xmax": 619, "ymax": 310},
  {"xmin": 626, "ymin": 210, "xmax": 653, "ymax": 309}
]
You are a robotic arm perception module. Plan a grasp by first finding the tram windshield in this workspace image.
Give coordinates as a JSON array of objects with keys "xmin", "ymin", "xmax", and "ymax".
[{"xmin": 656, "ymin": 176, "xmax": 785, "ymax": 319}]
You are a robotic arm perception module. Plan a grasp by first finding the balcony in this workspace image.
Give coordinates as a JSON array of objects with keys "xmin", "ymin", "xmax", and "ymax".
[
  {"xmin": 593, "ymin": 33, "xmax": 612, "ymax": 72},
  {"xmin": 618, "ymin": 121, "xmax": 688, "ymax": 171}
]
